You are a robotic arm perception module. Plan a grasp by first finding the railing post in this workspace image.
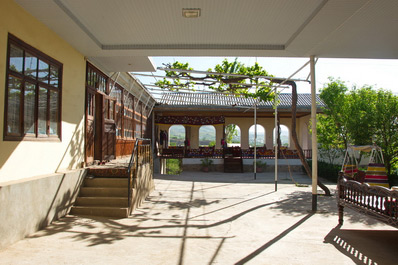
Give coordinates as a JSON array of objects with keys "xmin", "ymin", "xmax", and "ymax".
[{"xmin": 127, "ymin": 138, "xmax": 151, "ymax": 213}]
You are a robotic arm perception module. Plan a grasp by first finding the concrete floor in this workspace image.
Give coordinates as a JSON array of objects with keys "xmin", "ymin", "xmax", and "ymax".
[{"xmin": 0, "ymin": 171, "xmax": 397, "ymax": 265}]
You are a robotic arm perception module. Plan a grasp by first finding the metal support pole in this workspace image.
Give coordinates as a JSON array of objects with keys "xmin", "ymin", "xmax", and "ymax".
[
  {"xmin": 310, "ymin": 55, "xmax": 318, "ymax": 212},
  {"xmin": 152, "ymin": 110, "xmax": 155, "ymax": 155},
  {"xmin": 254, "ymin": 99, "xmax": 257, "ymax": 180},
  {"xmin": 274, "ymin": 91, "xmax": 278, "ymax": 191}
]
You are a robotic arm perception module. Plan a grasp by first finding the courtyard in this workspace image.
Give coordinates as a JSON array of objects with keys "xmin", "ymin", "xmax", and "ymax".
[{"xmin": 0, "ymin": 171, "xmax": 396, "ymax": 265}]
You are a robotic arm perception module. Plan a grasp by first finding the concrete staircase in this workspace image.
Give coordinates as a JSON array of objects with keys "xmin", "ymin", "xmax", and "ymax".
[
  {"xmin": 224, "ymin": 157, "xmax": 243, "ymax": 173},
  {"xmin": 70, "ymin": 176, "xmax": 130, "ymax": 218}
]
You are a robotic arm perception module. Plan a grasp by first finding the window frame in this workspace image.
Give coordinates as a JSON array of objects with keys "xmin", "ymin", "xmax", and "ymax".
[
  {"xmin": 198, "ymin": 125, "xmax": 216, "ymax": 147},
  {"xmin": 4, "ymin": 34, "xmax": 63, "ymax": 141}
]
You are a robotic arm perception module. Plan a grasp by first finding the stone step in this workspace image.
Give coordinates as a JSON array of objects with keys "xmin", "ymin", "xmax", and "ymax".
[
  {"xmin": 88, "ymin": 167, "xmax": 129, "ymax": 178},
  {"xmin": 224, "ymin": 159, "xmax": 243, "ymax": 173},
  {"xmin": 225, "ymin": 168, "xmax": 243, "ymax": 173},
  {"xmin": 84, "ymin": 177, "xmax": 128, "ymax": 188},
  {"xmin": 69, "ymin": 206, "xmax": 129, "ymax": 218},
  {"xmin": 79, "ymin": 187, "xmax": 128, "ymax": 197},
  {"xmin": 75, "ymin": 197, "xmax": 128, "ymax": 207}
]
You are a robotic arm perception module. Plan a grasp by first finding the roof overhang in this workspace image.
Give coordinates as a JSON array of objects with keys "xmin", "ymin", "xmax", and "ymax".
[{"xmin": 14, "ymin": 0, "xmax": 398, "ymax": 72}]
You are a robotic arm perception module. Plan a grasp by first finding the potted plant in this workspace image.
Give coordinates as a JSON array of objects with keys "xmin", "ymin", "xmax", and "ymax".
[
  {"xmin": 255, "ymin": 160, "xmax": 267, "ymax": 173},
  {"xmin": 201, "ymin": 157, "xmax": 214, "ymax": 172}
]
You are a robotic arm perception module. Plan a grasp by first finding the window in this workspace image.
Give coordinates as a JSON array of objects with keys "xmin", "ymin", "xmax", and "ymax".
[
  {"xmin": 142, "ymin": 106, "xmax": 149, "ymax": 137},
  {"xmin": 199, "ymin": 125, "xmax": 216, "ymax": 147},
  {"xmin": 225, "ymin": 124, "xmax": 241, "ymax": 147},
  {"xmin": 134, "ymin": 99, "xmax": 141, "ymax": 138},
  {"xmin": 273, "ymin": 125, "xmax": 290, "ymax": 147},
  {"xmin": 110, "ymin": 85, "xmax": 123, "ymax": 137},
  {"xmin": 4, "ymin": 34, "xmax": 62, "ymax": 140},
  {"xmin": 169, "ymin": 125, "xmax": 185, "ymax": 147},
  {"xmin": 86, "ymin": 65, "xmax": 106, "ymax": 93},
  {"xmin": 123, "ymin": 92, "xmax": 134, "ymax": 139},
  {"xmin": 249, "ymin": 124, "xmax": 265, "ymax": 147}
]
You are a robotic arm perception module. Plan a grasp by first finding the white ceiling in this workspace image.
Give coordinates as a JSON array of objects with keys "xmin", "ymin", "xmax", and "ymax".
[{"xmin": 14, "ymin": 0, "xmax": 398, "ymax": 72}]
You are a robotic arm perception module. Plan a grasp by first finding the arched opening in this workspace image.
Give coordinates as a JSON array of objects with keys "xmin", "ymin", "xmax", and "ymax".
[
  {"xmin": 225, "ymin": 124, "xmax": 241, "ymax": 147},
  {"xmin": 273, "ymin": 125, "xmax": 290, "ymax": 147},
  {"xmin": 199, "ymin": 125, "xmax": 216, "ymax": 147},
  {"xmin": 168, "ymin": 125, "xmax": 185, "ymax": 147},
  {"xmin": 249, "ymin": 124, "xmax": 265, "ymax": 148}
]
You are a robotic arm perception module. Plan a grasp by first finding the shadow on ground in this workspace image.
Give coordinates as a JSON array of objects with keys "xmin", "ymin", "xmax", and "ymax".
[
  {"xmin": 30, "ymin": 190, "xmax": 288, "ymax": 248},
  {"xmin": 31, "ymin": 188, "xmax": 385, "ymax": 246},
  {"xmin": 26, "ymin": 173, "xmax": 396, "ymax": 265},
  {"xmin": 324, "ymin": 225, "xmax": 398, "ymax": 265}
]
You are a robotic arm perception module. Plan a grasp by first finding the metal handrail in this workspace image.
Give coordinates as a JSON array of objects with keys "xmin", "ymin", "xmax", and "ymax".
[{"xmin": 127, "ymin": 138, "xmax": 151, "ymax": 210}]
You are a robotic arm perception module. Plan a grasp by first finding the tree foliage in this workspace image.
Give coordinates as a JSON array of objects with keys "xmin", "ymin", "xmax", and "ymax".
[
  {"xmin": 373, "ymin": 90, "xmax": 398, "ymax": 174},
  {"xmin": 155, "ymin": 58, "xmax": 275, "ymax": 101},
  {"xmin": 225, "ymin": 124, "xmax": 238, "ymax": 144},
  {"xmin": 318, "ymin": 78, "xmax": 398, "ymax": 174}
]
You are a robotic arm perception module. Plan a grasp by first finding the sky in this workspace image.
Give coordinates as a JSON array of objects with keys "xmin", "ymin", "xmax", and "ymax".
[{"xmin": 134, "ymin": 56, "xmax": 398, "ymax": 97}]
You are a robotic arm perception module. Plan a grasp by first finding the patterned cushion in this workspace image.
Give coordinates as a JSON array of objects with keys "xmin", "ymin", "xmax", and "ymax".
[{"xmin": 364, "ymin": 163, "xmax": 389, "ymax": 188}]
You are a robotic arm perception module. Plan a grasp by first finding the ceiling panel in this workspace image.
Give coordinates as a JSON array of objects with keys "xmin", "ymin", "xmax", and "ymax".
[
  {"xmin": 61, "ymin": 0, "xmax": 320, "ymax": 45},
  {"xmin": 14, "ymin": 0, "xmax": 398, "ymax": 71}
]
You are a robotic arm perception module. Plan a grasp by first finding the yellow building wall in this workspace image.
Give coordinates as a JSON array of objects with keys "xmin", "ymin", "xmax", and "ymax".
[{"xmin": 0, "ymin": 0, "xmax": 86, "ymax": 183}]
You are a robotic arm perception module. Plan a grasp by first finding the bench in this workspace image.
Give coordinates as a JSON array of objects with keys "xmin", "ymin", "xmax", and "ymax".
[{"xmin": 337, "ymin": 175, "xmax": 398, "ymax": 228}]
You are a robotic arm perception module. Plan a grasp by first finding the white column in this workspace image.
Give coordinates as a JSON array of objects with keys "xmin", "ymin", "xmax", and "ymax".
[
  {"xmin": 190, "ymin": 126, "xmax": 199, "ymax": 149},
  {"xmin": 274, "ymin": 91, "xmax": 278, "ymax": 191},
  {"xmin": 310, "ymin": 55, "xmax": 318, "ymax": 212},
  {"xmin": 215, "ymin": 124, "xmax": 224, "ymax": 149}
]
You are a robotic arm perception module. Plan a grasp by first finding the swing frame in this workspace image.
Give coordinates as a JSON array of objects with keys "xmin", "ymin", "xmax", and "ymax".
[{"xmin": 341, "ymin": 145, "xmax": 384, "ymax": 177}]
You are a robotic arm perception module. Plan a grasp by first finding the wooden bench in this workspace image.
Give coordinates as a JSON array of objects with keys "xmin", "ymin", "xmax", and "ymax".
[{"xmin": 337, "ymin": 175, "xmax": 398, "ymax": 228}]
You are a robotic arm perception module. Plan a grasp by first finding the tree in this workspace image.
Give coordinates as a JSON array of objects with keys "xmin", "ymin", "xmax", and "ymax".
[
  {"xmin": 319, "ymin": 80, "xmax": 398, "ymax": 175},
  {"xmin": 316, "ymin": 114, "xmax": 345, "ymax": 164},
  {"xmin": 318, "ymin": 78, "xmax": 349, "ymax": 148},
  {"xmin": 345, "ymin": 86, "xmax": 377, "ymax": 146},
  {"xmin": 373, "ymin": 90, "xmax": 398, "ymax": 174},
  {"xmin": 225, "ymin": 124, "xmax": 238, "ymax": 144}
]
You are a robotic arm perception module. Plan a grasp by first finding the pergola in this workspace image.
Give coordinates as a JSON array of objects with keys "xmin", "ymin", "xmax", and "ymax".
[{"xmin": 15, "ymin": 0, "xmax": 398, "ymax": 211}]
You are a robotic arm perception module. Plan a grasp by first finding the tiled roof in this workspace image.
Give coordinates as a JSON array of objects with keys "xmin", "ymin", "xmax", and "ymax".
[{"xmin": 157, "ymin": 92, "xmax": 324, "ymax": 109}]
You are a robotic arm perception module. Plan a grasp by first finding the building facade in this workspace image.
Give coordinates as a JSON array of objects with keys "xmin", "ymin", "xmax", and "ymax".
[{"xmin": 0, "ymin": 0, "xmax": 155, "ymax": 249}]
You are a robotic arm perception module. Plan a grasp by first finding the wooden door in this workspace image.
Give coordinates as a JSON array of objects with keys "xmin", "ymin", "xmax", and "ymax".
[
  {"xmin": 93, "ymin": 93, "xmax": 116, "ymax": 161},
  {"xmin": 103, "ymin": 95, "xmax": 116, "ymax": 160},
  {"xmin": 85, "ymin": 89, "xmax": 95, "ymax": 164},
  {"xmin": 94, "ymin": 93, "xmax": 103, "ymax": 160},
  {"xmin": 103, "ymin": 120, "xmax": 116, "ymax": 160}
]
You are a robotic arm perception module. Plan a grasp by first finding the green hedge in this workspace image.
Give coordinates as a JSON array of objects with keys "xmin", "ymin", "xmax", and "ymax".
[
  {"xmin": 306, "ymin": 160, "xmax": 341, "ymax": 183},
  {"xmin": 166, "ymin": 159, "xmax": 182, "ymax": 175},
  {"xmin": 389, "ymin": 173, "xmax": 398, "ymax": 187}
]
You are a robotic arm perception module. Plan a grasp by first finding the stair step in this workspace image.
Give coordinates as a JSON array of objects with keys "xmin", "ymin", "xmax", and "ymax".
[
  {"xmin": 79, "ymin": 187, "xmax": 128, "ymax": 197},
  {"xmin": 88, "ymin": 168, "xmax": 129, "ymax": 178},
  {"xmin": 70, "ymin": 206, "xmax": 129, "ymax": 218},
  {"xmin": 225, "ymin": 167, "xmax": 243, "ymax": 172},
  {"xmin": 75, "ymin": 197, "xmax": 128, "ymax": 207},
  {"xmin": 84, "ymin": 177, "xmax": 128, "ymax": 188},
  {"xmin": 224, "ymin": 158, "xmax": 243, "ymax": 173}
]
